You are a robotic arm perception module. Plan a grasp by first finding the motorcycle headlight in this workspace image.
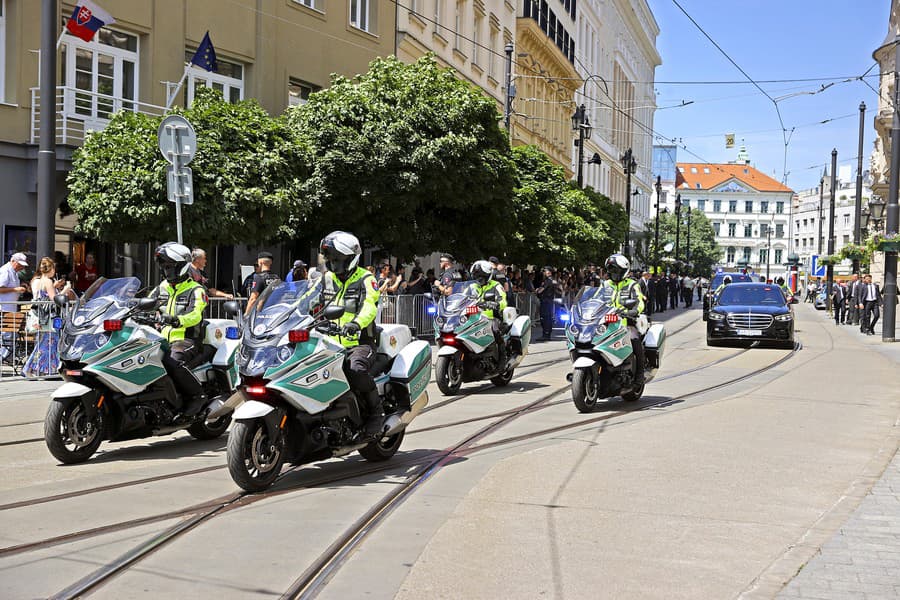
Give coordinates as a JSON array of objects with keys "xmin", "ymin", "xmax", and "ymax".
[
  {"xmin": 569, "ymin": 324, "xmax": 579, "ymax": 336},
  {"xmin": 459, "ymin": 315, "xmax": 468, "ymax": 325},
  {"xmin": 435, "ymin": 316, "xmax": 445, "ymax": 326},
  {"xmin": 708, "ymin": 312, "xmax": 726, "ymax": 321},
  {"xmin": 276, "ymin": 345, "xmax": 294, "ymax": 362},
  {"xmin": 774, "ymin": 313, "xmax": 793, "ymax": 321}
]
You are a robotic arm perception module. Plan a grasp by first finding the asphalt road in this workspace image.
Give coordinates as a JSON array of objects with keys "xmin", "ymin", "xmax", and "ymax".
[{"xmin": 0, "ymin": 304, "xmax": 896, "ymax": 599}]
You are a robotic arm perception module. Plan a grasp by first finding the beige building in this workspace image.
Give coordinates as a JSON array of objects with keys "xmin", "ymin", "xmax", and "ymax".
[{"xmin": 0, "ymin": 0, "xmax": 395, "ymax": 280}]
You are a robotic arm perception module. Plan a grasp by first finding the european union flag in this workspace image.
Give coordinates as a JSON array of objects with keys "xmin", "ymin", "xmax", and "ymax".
[{"xmin": 190, "ymin": 31, "xmax": 218, "ymax": 73}]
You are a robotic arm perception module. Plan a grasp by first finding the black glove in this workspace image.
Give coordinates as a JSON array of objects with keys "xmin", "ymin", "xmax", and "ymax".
[
  {"xmin": 161, "ymin": 314, "xmax": 180, "ymax": 327},
  {"xmin": 341, "ymin": 321, "xmax": 360, "ymax": 337},
  {"xmin": 480, "ymin": 301, "xmax": 499, "ymax": 312}
]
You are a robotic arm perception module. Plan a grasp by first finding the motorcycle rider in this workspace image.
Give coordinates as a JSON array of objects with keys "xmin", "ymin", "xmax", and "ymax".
[
  {"xmin": 319, "ymin": 231, "xmax": 384, "ymax": 436},
  {"xmin": 714, "ymin": 274, "xmax": 733, "ymax": 297},
  {"xmin": 605, "ymin": 254, "xmax": 646, "ymax": 386},
  {"xmin": 151, "ymin": 242, "xmax": 209, "ymax": 416},
  {"xmin": 470, "ymin": 260, "xmax": 509, "ymax": 370},
  {"xmin": 775, "ymin": 275, "xmax": 791, "ymax": 299}
]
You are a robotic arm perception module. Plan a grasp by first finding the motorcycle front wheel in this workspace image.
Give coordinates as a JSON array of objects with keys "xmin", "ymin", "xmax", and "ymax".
[
  {"xmin": 44, "ymin": 401, "xmax": 104, "ymax": 464},
  {"xmin": 571, "ymin": 368, "xmax": 600, "ymax": 413},
  {"xmin": 227, "ymin": 419, "xmax": 286, "ymax": 492},
  {"xmin": 435, "ymin": 354, "xmax": 463, "ymax": 395}
]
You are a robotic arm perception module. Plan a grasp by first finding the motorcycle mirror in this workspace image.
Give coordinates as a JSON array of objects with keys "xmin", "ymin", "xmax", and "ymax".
[
  {"xmin": 53, "ymin": 294, "xmax": 68, "ymax": 308},
  {"xmin": 223, "ymin": 300, "xmax": 241, "ymax": 317},
  {"xmin": 137, "ymin": 297, "xmax": 159, "ymax": 311},
  {"xmin": 322, "ymin": 305, "xmax": 345, "ymax": 321}
]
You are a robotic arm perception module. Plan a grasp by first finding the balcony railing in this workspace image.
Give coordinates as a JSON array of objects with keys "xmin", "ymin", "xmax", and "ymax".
[{"xmin": 30, "ymin": 86, "xmax": 167, "ymax": 146}]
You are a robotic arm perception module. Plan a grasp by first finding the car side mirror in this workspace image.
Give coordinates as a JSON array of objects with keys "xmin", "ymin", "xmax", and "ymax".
[
  {"xmin": 54, "ymin": 294, "xmax": 68, "ymax": 308},
  {"xmin": 223, "ymin": 300, "xmax": 241, "ymax": 317},
  {"xmin": 137, "ymin": 297, "xmax": 160, "ymax": 311},
  {"xmin": 322, "ymin": 305, "xmax": 345, "ymax": 321},
  {"xmin": 623, "ymin": 298, "xmax": 639, "ymax": 310}
]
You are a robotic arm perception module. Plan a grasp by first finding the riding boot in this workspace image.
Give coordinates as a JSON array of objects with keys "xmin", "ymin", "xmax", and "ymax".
[{"xmin": 363, "ymin": 389, "xmax": 384, "ymax": 436}]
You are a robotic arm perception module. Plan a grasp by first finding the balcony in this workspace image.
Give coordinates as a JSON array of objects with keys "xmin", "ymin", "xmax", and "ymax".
[{"xmin": 30, "ymin": 86, "xmax": 167, "ymax": 146}]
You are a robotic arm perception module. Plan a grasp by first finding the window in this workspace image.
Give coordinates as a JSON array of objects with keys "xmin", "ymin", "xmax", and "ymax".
[
  {"xmin": 472, "ymin": 13, "xmax": 483, "ymax": 66},
  {"xmin": 350, "ymin": 0, "xmax": 374, "ymax": 33},
  {"xmin": 726, "ymin": 247, "xmax": 736, "ymax": 263},
  {"xmin": 774, "ymin": 249, "xmax": 782, "ymax": 264},
  {"xmin": 760, "ymin": 223, "xmax": 768, "ymax": 237},
  {"xmin": 292, "ymin": 0, "xmax": 323, "ymax": 9},
  {"xmin": 802, "ymin": 218, "xmax": 807, "ymax": 229},
  {"xmin": 713, "ymin": 200, "xmax": 722, "ymax": 212},
  {"xmin": 728, "ymin": 200, "xmax": 737, "ymax": 213},
  {"xmin": 801, "ymin": 239, "xmax": 807, "ymax": 248},
  {"xmin": 743, "ymin": 247, "xmax": 752, "ymax": 262},
  {"xmin": 745, "ymin": 200, "xmax": 753, "ymax": 213},
  {"xmin": 744, "ymin": 224, "xmax": 752, "ymax": 237},
  {"xmin": 713, "ymin": 222, "xmax": 721, "ymax": 235},
  {"xmin": 761, "ymin": 201, "xmax": 769, "ymax": 213},
  {"xmin": 61, "ymin": 26, "xmax": 139, "ymax": 120},
  {"xmin": 454, "ymin": 1, "xmax": 464, "ymax": 50},
  {"xmin": 690, "ymin": 167, "xmax": 697, "ymax": 173},
  {"xmin": 727, "ymin": 223, "xmax": 736, "ymax": 237},
  {"xmin": 843, "ymin": 214, "xmax": 850, "ymax": 227},
  {"xmin": 843, "ymin": 234, "xmax": 850, "ymax": 244},
  {"xmin": 488, "ymin": 24, "xmax": 498, "ymax": 79},
  {"xmin": 435, "ymin": 0, "xmax": 443, "ymax": 27},
  {"xmin": 703, "ymin": 167, "xmax": 710, "ymax": 174},
  {"xmin": 759, "ymin": 248, "xmax": 768, "ymax": 264},
  {"xmin": 185, "ymin": 52, "xmax": 243, "ymax": 104},
  {"xmin": 697, "ymin": 199, "xmax": 706, "ymax": 211},
  {"xmin": 775, "ymin": 224, "xmax": 784, "ymax": 238},
  {"xmin": 696, "ymin": 183, "xmax": 701, "ymax": 189},
  {"xmin": 288, "ymin": 78, "xmax": 318, "ymax": 106},
  {"xmin": 776, "ymin": 201, "xmax": 784, "ymax": 214},
  {"xmin": 682, "ymin": 199, "xmax": 690, "ymax": 209}
]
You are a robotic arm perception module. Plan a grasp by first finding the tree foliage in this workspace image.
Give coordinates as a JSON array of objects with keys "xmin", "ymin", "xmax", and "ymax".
[
  {"xmin": 288, "ymin": 55, "xmax": 515, "ymax": 260},
  {"xmin": 67, "ymin": 87, "xmax": 308, "ymax": 244},
  {"xmin": 639, "ymin": 208, "xmax": 719, "ymax": 275}
]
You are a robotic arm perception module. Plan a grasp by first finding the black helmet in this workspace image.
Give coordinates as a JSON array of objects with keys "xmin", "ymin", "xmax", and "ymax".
[
  {"xmin": 542, "ymin": 265, "xmax": 555, "ymax": 274},
  {"xmin": 775, "ymin": 276, "xmax": 785, "ymax": 285},
  {"xmin": 723, "ymin": 275, "xmax": 733, "ymax": 285},
  {"xmin": 471, "ymin": 260, "xmax": 493, "ymax": 286},
  {"xmin": 604, "ymin": 254, "xmax": 630, "ymax": 284},
  {"xmin": 155, "ymin": 242, "xmax": 191, "ymax": 284},
  {"xmin": 319, "ymin": 231, "xmax": 361, "ymax": 280}
]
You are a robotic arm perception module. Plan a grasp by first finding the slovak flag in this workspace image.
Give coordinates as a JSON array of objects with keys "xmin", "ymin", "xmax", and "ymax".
[{"xmin": 65, "ymin": 1, "xmax": 115, "ymax": 43}]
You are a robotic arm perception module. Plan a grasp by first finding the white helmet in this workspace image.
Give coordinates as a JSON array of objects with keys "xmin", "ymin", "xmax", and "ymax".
[
  {"xmin": 155, "ymin": 242, "xmax": 192, "ymax": 284},
  {"xmin": 319, "ymin": 231, "xmax": 361, "ymax": 280},
  {"xmin": 471, "ymin": 260, "xmax": 494, "ymax": 285},
  {"xmin": 604, "ymin": 253, "xmax": 631, "ymax": 283}
]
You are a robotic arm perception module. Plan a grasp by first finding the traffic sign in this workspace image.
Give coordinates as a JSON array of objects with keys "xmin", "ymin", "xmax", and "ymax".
[
  {"xmin": 166, "ymin": 165, "xmax": 194, "ymax": 205},
  {"xmin": 810, "ymin": 255, "xmax": 827, "ymax": 278},
  {"xmin": 157, "ymin": 115, "xmax": 196, "ymax": 165}
]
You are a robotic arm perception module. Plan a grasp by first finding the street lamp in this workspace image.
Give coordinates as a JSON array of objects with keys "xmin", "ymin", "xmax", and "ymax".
[
  {"xmin": 621, "ymin": 148, "xmax": 637, "ymax": 258},
  {"xmin": 869, "ymin": 196, "xmax": 886, "ymax": 228},
  {"xmin": 571, "ymin": 105, "xmax": 593, "ymax": 188},
  {"xmin": 654, "ymin": 176, "xmax": 663, "ymax": 273},
  {"xmin": 685, "ymin": 208, "xmax": 692, "ymax": 269},
  {"xmin": 861, "ymin": 207, "xmax": 872, "ymax": 231},
  {"xmin": 765, "ymin": 225, "xmax": 773, "ymax": 281},
  {"xmin": 674, "ymin": 193, "xmax": 682, "ymax": 264}
]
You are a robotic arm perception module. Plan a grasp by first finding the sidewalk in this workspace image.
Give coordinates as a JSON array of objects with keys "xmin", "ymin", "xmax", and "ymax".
[{"xmin": 776, "ymin": 305, "xmax": 900, "ymax": 599}]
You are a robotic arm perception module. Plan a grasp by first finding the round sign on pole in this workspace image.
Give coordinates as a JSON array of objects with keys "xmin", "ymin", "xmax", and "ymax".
[{"xmin": 157, "ymin": 115, "xmax": 197, "ymax": 165}]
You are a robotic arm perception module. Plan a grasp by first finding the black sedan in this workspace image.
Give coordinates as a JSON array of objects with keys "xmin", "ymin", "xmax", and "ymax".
[{"xmin": 706, "ymin": 282, "xmax": 796, "ymax": 348}]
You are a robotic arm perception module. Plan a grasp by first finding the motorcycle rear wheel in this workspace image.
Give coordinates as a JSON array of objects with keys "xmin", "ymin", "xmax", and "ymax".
[
  {"xmin": 435, "ymin": 355, "xmax": 462, "ymax": 395},
  {"xmin": 621, "ymin": 383, "xmax": 645, "ymax": 402},
  {"xmin": 227, "ymin": 419, "xmax": 286, "ymax": 492},
  {"xmin": 44, "ymin": 401, "xmax": 103, "ymax": 464},
  {"xmin": 571, "ymin": 368, "xmax": 599, "ymax": 413},
  {"xmin": 358, "ymin": 430, "xmax": 405, "ymax": 462},
  {"xmin": 490, "ymin": 367, "xmax": 514, "ymax": 387},
  {"xmin": 188, "ymin": 415, "xmax": 231, "ymax": 440}
]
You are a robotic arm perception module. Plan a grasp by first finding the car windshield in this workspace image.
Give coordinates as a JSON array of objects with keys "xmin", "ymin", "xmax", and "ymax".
[
  {"xmin": 573, "ymin": 285, "xmax": 614, "ymax": 323},
  {"xmin": 711, "ymin": 273, "xmax": 753, "ymax": 289},
  {"xmin": 440, "ymin": 282, "xmax": 480, "ymax": 314},
  {"xmin": 71, "ymin": 277, "xmax": 141, "ymax": 326},
  {"xmin": 249, "ymin": 280, "xmax": 323, "ymax": 343},
  {"xmin": 717, "ymin": 285, "xmax": 787, "ymax": 306}
]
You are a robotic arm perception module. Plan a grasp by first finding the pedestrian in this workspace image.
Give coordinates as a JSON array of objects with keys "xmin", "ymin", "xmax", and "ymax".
[
  {"xmin": 435, "ymin": 254, "xmax": 456, "ymax": 296},
  {"xmin": 697, "ymin": 275, "xmax": 707, "ymax": 302},
  {"xmin": 244, "ymin": 251, "xmax": 279, "ymax": 315},
  {"xmin": 855, "ymin": 273, "xmax": 883, "ymax": 335},
  {"xmin": 0, "ymin": 252, "xmax": 29, "ymax": 365},
  {"xmin": 682, "ymin": 275, "xmax": 695, "ymax": 307},
  {"xmin": 831, "ymin": 281, "xmax": 846, "ymax": 326},
  {"xmin": 640, "ymin": 272, "xmax": 653, "ymax": 316},
  {"xmin": 189, "ymin": 248, "xmax": 233, "ymax": 299},
  {"xmin": 655, "ymin": 273, "xmax": 667, "ymax": 313},
  {"xmin": 846, "ymin": 273, "xmax": 860, "ymax": 326},
  {"xmin": 23, "ymin": 257, "xmax": 64, "ymax": 377},
  {"xmin": 668, "ymin": 273, "xmax": 679, "ymax": 309},
  {"xmin": 406, "ymin": 266, "xmax": 429, "ymax": 295},
  {"xmin": 535, "ymin": 266, "xmax": 560, "ymax": 341},
  {"xmin": 71, "ymin": 251, "xmax": 99, "ymax": 294},
  {"xmin": 284, "ymin": 259, "xmax": 307, "ymax": 283}
]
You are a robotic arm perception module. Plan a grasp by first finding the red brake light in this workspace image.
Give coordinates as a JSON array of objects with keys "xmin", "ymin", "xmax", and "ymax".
[
  {"xmin": 103, "ymin": 319, "xmax": 123, "ymax": 331},
  {"xmin": 441, "ymin": 334, "xmax": 457, "ymax": 345},
  {"xmin": 465, "ymin": 305, "xmax": 479, "ymax": 316},
  {"xmin": 245, "ymin": 385, "xmax": 266, "ymax": 396},
  {"xmin": 288, "ymin": 329, "xmax": 310, "ymax": 343},
  {"xmin": 604, "ymin": 313, "xmax": 619, "ymax": 324}
]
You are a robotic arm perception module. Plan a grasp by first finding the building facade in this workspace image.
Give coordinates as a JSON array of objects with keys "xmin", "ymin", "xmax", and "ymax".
[
  {"xmin": 676, "ymin": 160, "xmax": 794, "ymax": 279},
  {"xmin": 0, "ymin": 0, "xmax": 395, "ymax": 283},
  {"xmin": 573, "ymin": 0, "xmax": 659, "ymax": 233}
]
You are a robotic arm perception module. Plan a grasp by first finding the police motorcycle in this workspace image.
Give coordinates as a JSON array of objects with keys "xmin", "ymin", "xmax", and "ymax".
[
  {"xmin": 565, "ymin": 284, "xmax": 666, "ymax": 412},
  {"xmin": 220, "ymin": 279, "xmax": 431, "ymax": 492},
  {"xmin": 432, "ymin": 281, "xmax": 532, "ymax": 395},
  {"xmin": 45, "ymin": 277, "xmax": 240, "ymax": 464}
]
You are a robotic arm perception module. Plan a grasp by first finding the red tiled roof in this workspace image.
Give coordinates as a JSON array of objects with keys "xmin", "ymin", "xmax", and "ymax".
[{"xmin": 676, "ymin": 163, "xmax": 794, "ymax": 193}]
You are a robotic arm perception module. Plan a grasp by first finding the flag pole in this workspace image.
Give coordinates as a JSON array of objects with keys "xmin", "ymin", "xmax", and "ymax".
[
  {"xmin": 165, "ymin": 64, "xmax": 190, "ymax": 111},
  {"xmin": 56, "ymin": 29, "xmax": 66, "ymax": 50}
]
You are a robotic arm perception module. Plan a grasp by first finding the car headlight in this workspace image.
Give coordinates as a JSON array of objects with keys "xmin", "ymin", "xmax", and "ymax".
[
  {"xmin": 774, "ymin": 313, "xmax": 793, "ymax": 321},
  {"xmin": 708, "ymin": 312, "xmax": 726, "ymax": 321}
]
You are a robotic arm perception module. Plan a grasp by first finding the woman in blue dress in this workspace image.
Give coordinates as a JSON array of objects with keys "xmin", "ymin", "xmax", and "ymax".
[{"xmin": 23, "ymin": 257, "xmax": 66, "ymax": 378}]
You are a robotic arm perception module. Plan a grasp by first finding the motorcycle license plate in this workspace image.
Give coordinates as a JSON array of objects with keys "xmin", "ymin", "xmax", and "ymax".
[{"xmin": 736, "ymin": 329, "xmax": 762, "ymax": 336}]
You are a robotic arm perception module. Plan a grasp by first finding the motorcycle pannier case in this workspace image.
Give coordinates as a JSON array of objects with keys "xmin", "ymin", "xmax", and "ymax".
[
  {"xmin": 389, "ymin": 340, "xmax": 432, "ymax": 406},
  {"xmin": 643, "ymin": 323, "xmax": 666, "ymax": 370}
]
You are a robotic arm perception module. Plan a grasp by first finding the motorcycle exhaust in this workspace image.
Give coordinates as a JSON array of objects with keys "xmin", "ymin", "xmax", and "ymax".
[
  {"xmin": 382, "ymin": 392, "xmax": 429, "ymax": 437},
  {"xmin": 566, "ymin": 372, "xmax": 574, "ymax": 382},
  {"xmin": 207, "ymin": 391, "xmax": 243, "ymax": 421}
]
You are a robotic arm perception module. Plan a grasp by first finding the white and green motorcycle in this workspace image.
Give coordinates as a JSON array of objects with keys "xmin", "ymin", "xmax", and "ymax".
[
  {"xmin": 221, "ymin": 280, "xmax": 431, "ymax": 492},
  {"xmin": 45, "ymin": 277, "xmax": 240, "ymax": 464}
]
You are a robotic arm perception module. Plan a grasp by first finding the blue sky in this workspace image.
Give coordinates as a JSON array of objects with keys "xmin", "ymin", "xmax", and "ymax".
[{"xmin": 648, "ymin": 0, "xmax": 889, "ymax": 193}]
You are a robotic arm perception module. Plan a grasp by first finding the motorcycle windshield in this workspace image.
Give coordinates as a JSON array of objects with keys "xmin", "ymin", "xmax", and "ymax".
[
  {"xmin": 438, "ymin": 282, "xmax": 480, "ymax": 317},
  {"xmin": 69, "ymin": 277, "xmax": 141, "ymax": 329},
  {"xmin": 573, "ymin": 285, "xmax": 614, "ymax": 325}
]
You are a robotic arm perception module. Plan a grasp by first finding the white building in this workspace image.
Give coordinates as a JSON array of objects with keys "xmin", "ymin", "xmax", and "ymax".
[
  {"xmin": 675, "ymin": 157, "xmax": 795, "ymax": 279},
  {"xmin": 573, "ymin": 0, "xmax": 661, "ymax": 234},
  {"xmin": 793, "ymin": 168, "xmax": 873, "ymax": 276}
]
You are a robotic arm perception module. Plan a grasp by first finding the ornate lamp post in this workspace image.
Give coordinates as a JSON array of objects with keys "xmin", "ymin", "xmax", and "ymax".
[
  {"xmin": 621, "ymin": 148, "xmax": 637, "ymax": 257},
  {"xmin": 571, "ymin": 105, "xmax": 592, "ymax": 188}
]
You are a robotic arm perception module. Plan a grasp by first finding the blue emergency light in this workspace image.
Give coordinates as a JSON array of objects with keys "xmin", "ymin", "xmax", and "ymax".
[
  {"xmin": 426, "ymin": 305, "xmax": 437, "ymax": 315},
  {"xmin": 52, "ymin": 317, "xmax": 64, "ymax": 330},
  {"xmin": 225, "ymin": 327, "xmax": 241, "ymax": 340}
]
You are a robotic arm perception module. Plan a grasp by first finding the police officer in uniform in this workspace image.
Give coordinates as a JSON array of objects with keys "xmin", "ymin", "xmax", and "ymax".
[
  {"xmin": 435, "ymin": 253, "xmax": 456, "ymax": 296},
  {"xmin": 605, "ymin": 254, "xmax": 646, "ymax": 386},
  {"xmin": 319, "ymin": 231, "xmax": 385, "ymax": 435},
  {"xmin": 151, "ymin": 243, "xmax": 210, "ymax": 416},
  {"xmin": 536, "ymin": 266, "xmax": 560, "ymax": 341},
  {"xmin": 470, "ymin": 260, "xmax": 509, "ymax": 369}
]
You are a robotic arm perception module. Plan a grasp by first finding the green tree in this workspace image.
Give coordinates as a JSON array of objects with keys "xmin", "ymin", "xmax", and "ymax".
[
  {"xmin": 508, "ymin": 146, "xmax": 612, "ymax": 266},
  {"xmin": 287, "ymin": 55, "xmax": 515, "ymax": 260},
  {"xmin": 67, "ymin": 87, "xmax": 308, "ymax": 244},
  {"xmin": 640, "ymin": 208, "xmax": 719, "ymax": 275},
  {"xmin": 581, "ymin": 185, "xmax": 628, "ymax": 261}
]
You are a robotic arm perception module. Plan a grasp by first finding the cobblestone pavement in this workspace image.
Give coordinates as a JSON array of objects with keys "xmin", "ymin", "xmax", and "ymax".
[{"xmin": 777, "ymin": 449, "xmax": 900, "ymax": 599}]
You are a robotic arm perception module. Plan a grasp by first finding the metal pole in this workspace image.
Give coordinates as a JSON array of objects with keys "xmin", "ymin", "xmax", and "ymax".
[
  {"xmin": 827, "ymin": 149, "xmax": 837, "ymax": 314},
  {"xmin": 686, "ymin": 209, "xmax": 691, "ymax": 266},
  {"xmin": 766, "ymin": 229, "xmax": 772, "ymax": 281},
  {"xmin": 853, "ymin": 101, "xmax": 866, "ymax": 275},
  {"xmin": 623, "ymin": 149, "xmax": 633, "ymax": 258},
  {"xmin": 37, "ymin": 0, "xmax": 58, "ymax": 260},
  {"xmin": 576, "ymin": 105, "xmax": 585, "ymax": 188},
  {"xmin": 674, "ymin": 194, "xmax": 681, "ymax": 264},
  {"xmin": 504, "ymin": 43, "xmax": 513, "ymax": 136},
  {"xmin": 883, "ymin": 42, "xmax": 900, "ymax": 342},
  {"xmin": 654, "ymin": 176, "xmax": 661, "ymax": 273}
]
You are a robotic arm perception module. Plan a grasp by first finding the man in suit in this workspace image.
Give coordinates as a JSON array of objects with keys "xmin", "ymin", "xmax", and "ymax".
[
  {"xmin": 831, "ymin": 281, "xmax": 846, "ymax": 326},
  {"xmin": 639, "ymin": 271, "xmax": 653, "ymax": 316},
  {"xmin": 855, "ymin": 273, "xmax": 883, "ymax": 335},
  {"xmin": 845, "ymin": 274, "xmax": 860, "ymax": 326},
  {"xmin": 668, "ymin": 273, "xmax": 679, "ymax": 309}
]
